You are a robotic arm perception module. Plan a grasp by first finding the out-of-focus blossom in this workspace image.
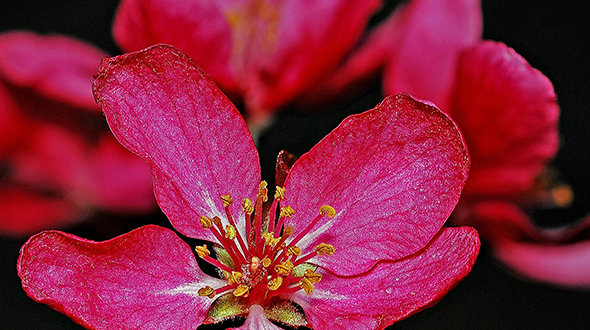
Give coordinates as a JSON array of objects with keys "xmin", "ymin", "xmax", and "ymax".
[
  {"xmin": 324, "ymin": 0, "xmax": 590, "ymax": 288},
  {"xmin": 18, "ymin": 45, "xmax": 480, "ymax": 330},
  {"xmin": 0, "ymin": 31, "xmax": 155, "ymax": 236},
  {"xmin": 111, "ymin": 0, "xmax": 382, "ymax": 123}
]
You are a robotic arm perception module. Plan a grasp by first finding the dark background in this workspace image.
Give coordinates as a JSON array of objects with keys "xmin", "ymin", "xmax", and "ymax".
[{"xmin": 1, "ymin": 0, "xmax": 589, "ymax": 329}]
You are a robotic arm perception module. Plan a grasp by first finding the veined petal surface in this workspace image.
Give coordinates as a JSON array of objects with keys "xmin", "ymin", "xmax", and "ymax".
[
  {"xmin": 283, "ymin": 94, "xmax": 470, "ymax": 275},
  {"xmin": 292, "ymin": 227, "xmax": 480, "ymax": 330},
  {"xmin": 92, "ymin": 45, "xmax": 260, "ymax": 240},
  {"xmin": 18, "ymin": 225, "xmax": 225, "ymax": 330}
]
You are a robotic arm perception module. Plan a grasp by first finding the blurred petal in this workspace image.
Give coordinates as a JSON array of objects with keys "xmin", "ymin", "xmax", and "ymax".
[
  {"xmin": 112, "ymin": 0, "xmax": 380, "ymax": 116},
  {"xmin": 228, "ymin": 305, "xmax": 282, "ymax": 330},
  {"xmin": 0, "ymin": 31, "xmax": 105, "ymax": 110},
  {"xmin": 293, "ymin": 227, "xmax": 480, "ymax": 330},
  {"xmin": 383, "ymin": 0, "xmax": 482, "ymax": 111},
  {"xmin": 283, "ymin": 94, "xmax": 469, "ymax": 275},
  {"xmin": 494, "ymin": 237, "xmax": 590, "ymax": 289},
  {"xmin": 0, "ymin": 187, "xmax": 80, "ymax": 236},
  {"xmin": 90, "ymin": 136, "xmax": 155, "ymax": 213},
  {"xmin": 452, "ymin": 41, "xmax": 559, "ymax": 198},
  {"xmin": 18, "ymin": 225, "xmax": 225, "ymax": 329},
  {"xmin": 92, "ymin": 45, "xmax": 260, "ymax": 241}
]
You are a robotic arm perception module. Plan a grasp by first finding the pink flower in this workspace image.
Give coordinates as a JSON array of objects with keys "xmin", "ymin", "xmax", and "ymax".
[
  {"xmin": 111, "ymin": 0, "xmax": 382, "ymax": 122},
  {"xmin": 18, "ymin": 45, "xmax": 480, "ymax": 329},
  {"xmin": 328, "ymin": 0, "xmax": 590, "ymax": 288},
  {"xmin": 0, "ymin": 31, "xmax": 155, "ymax": 236}
]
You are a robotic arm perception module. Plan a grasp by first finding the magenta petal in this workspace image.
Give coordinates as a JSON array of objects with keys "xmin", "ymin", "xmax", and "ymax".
[
  {"xmin": 494, "ymin": 238, "xmax": 590, "ymax": 289},
  {"xmin": 90, "ymin": 136, "xmax": 155, "ymax": 212},
  {"xmin": 92, "ymin": 45, "xmax": 260, "ymax": 240},
  {"xmin": 283, "ymin": 94, "xmax": 470, "ymax": 276},
  {"xmin": 228, "ymin": 305, "xmax": 282, "ymax": 330},
  {"xmin": 383, "ymin": 0, "xmax": 482, "ymax": 111},
  {"xmin": 18, "ymin": 225, "xmax": 225, "ymax": 329},
  {"xmin": 0, "ymin": 187, "xmax": 80, "ymax": 236},
  {"xmin": 0, "ymin": 31, "xmax": 105, "ymax": 110},
  {"xmin": 293, "ymin": 227, "xmax": 480, "ymax": 330},
  {"xmin": 452, "ymin": 41, "xmax": 559, "ymax": 198},
  {"xmin": 112, "ymin": 0, "xmax": 237, "ymax": 93}
]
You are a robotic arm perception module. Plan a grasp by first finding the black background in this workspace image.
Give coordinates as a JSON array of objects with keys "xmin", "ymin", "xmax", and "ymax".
[{"xmin": 1, "ymin": 0, "xmax": 589, "ymax": 329}]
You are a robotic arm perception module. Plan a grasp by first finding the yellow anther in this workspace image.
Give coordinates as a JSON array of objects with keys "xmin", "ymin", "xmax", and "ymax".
[
  {"xmin": 319, "ymin": 205, "xmax": 336, "ymax": 218},
  {"xmin": 299, "ymin": 278, "xmax": 314, "ymax": 295},
  {"xmin": 263, "ymin": 232, "xmax": 280, "ymax": 247},
  {"xmin": 283, "ymin": 226, "xmax": 294, "ymax": 237},
  {"xmin": 227, "ymin": 271, "xmax": 243, "ymax": 285},
  {"xmin": 225, "ymin": 225, "xmax": 237, "ymax": 240},
  {"xmin": 275, "ymin": 260, "xmax": 294, "ymax": 276},
  {"xmin": 304, "ymin": 269, "xmax": 322, "ymax": 284},
  {"xmin": 316, "ymin": 243, "xmax": 335, "ymax": 256},
  {"xmin": 233, "ymin": 284, "xmax": 250, "ymax": 297},
  {"xmin": 199, "ymin": 216, "xmax": 212, "ymax": 228},
  {"xmin": 267, "ymin": 276, "xmax": 283, "ymax": 291},
  {"xmin": 280, "ymin": 206, "xmax": 294, "ymax": 218},
  {"xmin": 242, "ymin": 198, "xmax": 254, "ymax": 215},
  {"xmin": 274, "ymin": 186, "xmax": 286, "ymax": 201},
  {"xmin": 212, "ymin": 216, "xmax": 222, "ymax": 227},
  {"xmin": 287, "ymin": 246, "xmax": 301, "ymax": 256},
  {"xmin": 195, "ymin": 245, "xmax": 211, "ymax": 258},
  {"xmin": 250, "ymin": 257, "xmax": 261, "ymax": 273},
  {"xmin": 198, "ymin": 286, "xmax": 216, "ymax": 298},
  {"xmin": 262, "ymin": 257, "xmax": 272, "ymax": 268},
  {"xmin": 258, "ymin": 181, "xmax": 269, "ymax": 202},
  {"xmin": 221, "ymin": 194, "xmax": 233, "ymax": 207}
]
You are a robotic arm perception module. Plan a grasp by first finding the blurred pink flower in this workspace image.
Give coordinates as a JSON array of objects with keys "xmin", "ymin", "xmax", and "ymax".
[
  {"xmin": 111, "ymin": 0, "xmax": 382, "ymax": 122},
  {"xmin": 0, "ymin": 31, "xmax": 155, "ymax": 236},
  {"xmin": 325, "ymin": 0, "xmax": 590, "ymax": 288},
  {"xmin": 18, "ymin": 45, "xmax": 480, "ymax": 330}
]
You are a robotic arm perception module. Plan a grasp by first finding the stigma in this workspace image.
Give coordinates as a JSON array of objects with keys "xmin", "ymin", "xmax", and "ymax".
[{"xmin": 197, "ymin": 181, "xmax": 334, "ymax": 306}]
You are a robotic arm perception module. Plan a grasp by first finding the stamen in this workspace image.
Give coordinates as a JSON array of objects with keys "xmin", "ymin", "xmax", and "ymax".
[
  {"xmin": 198, "ymin": 286, "xmax": 216, "ymax": 298},
  {"xmin": 195, "ymin": 245, "xmax": 210, "ymax": 258},
  {"xmin": 250, "ymin": 257, "xmax": 261, "ymax": 274},
  {"xmin": 319, "ymin": 205, "xmax": 336, "ymax": 218},
  {"xmin": 274, "ymin": 186, "xmax": 286, "ymax": 201},
  {"xmin": 233, "ymin": 284, "xmax": 250, "ymax": 297},
  {"xmin": 242, "ymin": 198, "xmax": 254, "ymax": 215},
  {"xmin": 267, "ymin": 276, "xmax": 283, "ymax": 291},
  {"xmin": 299, "ymin": 278, "xmax": 314, "ymax": 294},
  {"xmin": 289, "ymin": 205, "xmax": 335, "ymax": 248},
  {"xmin": 316, "ymin": 243, "xmax": 335, "ymax": 255},
  {"xmin": 227, "ymin": 271, "xmax": 243, "ymax": 285},
  {"xmin": 225, "ymin": 225, "xmax": 237, "ymax": 240},
  {"xmin": 273, "ymin": 206, "xmax": 294, "ymax": 238},
  {"xmin": 275, "ymin": 260, "xmax": 294, "ymax": 276},
  {"xmin": 304, "ymin": 269, "xmax": 322, "ymax": 284},
  {"xmin": 287, "ymin": 246, "xmax": 301, "ymax": 256},
  {"xmin": 221, "ymin": 194, "xmax": 233, "ymax": 207},
  {"xmin": 199, "ymin": 216, "xmax": 212, "ymax": 228},
  {"xmin": 262, "ymin": 257, "xmax": 272, "ymax": 268}
]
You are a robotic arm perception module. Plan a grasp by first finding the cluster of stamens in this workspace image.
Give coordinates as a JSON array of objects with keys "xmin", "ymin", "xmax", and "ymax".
[{"xmin": 197, "ymin": 181, "xmax": 335, "ymax": 306}]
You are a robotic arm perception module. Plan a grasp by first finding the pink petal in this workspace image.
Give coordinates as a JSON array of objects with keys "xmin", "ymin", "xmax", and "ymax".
[
  {"xmin": 0, "ymin": 31, "xmax": 105, "ymax": 110},
  {"xmin": 0, "ymin": 187, "xmax": 81, "ymax": 236},
  {"xmin": 112, "ymin": 0, "xmax": 238, "ymax": 94},
  {"xmin": 451, "ymin": 201, "xmax": 546, "ymax": 242},
  {"xmin": 89, "ymin": 135, "xmax": 155, "ymax": 213},
  {"xmin": 92, "ymin": 44, "xmax": 260, "ymax": 240},
  {"xmin": 283, "ymin": 94, "xmax": 470, "ymax": 276},
  {"xmin": 0, "ymin": 80, "xmax": 26, "ymax": 154},
  {"xmin": 112, "ymin": 0, "xmax": 380, "ymax": 117},
  {"xmin": 493, "ymin": 238, "xmax": 590, "ymax": 289},
  {"xmin": 383, "ymin": 0, "xmax": 482, "ymax": 111},
  {"xmin": 228, "ymin": 305, "xmax": 282, "ymax": 330},
  {"xmin": 18, "ymin": 225, "xmax": 225, "ymax": 329},
  {"xmin": 293, "ymin": 227, "xmax": 480, "ymax": 330},
  {"xmin": 451, "ymin": 41, "xmax": 559, "ymax": 198}
]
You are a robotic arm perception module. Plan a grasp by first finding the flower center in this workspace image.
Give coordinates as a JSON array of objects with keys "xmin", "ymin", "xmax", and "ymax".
[{"xmin": 197, "ymin": 181, "xmax": 335, "ymax": 306}]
